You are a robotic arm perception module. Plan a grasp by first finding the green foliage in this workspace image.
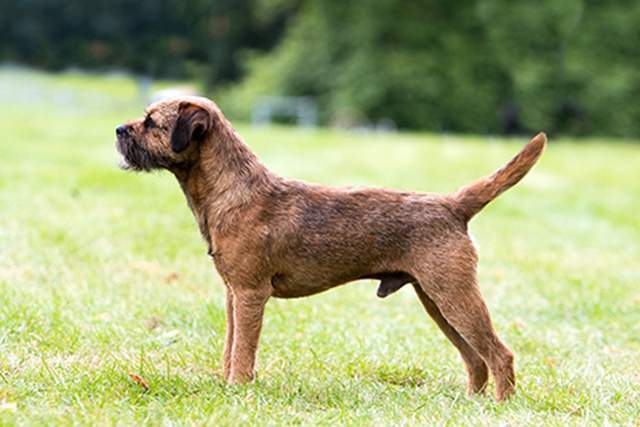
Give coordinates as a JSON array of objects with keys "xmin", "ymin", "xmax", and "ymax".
[
  {"xmin": 226, "ymin": 0, "xmax": 640, "ymax": 136},
  {"xmin": 0, "ymin": 0, "xmax": 290, "ymax": 82}
]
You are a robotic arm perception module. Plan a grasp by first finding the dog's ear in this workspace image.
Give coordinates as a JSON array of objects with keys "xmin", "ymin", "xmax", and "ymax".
[{"xmin": 170, "ymin": 103, "xmax": 212, "ymax": 153}]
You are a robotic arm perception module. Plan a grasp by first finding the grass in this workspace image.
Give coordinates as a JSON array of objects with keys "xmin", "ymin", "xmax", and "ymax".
[{"xmin": 0, "ymin": 68, "xmax": 639, "ymax": 425}]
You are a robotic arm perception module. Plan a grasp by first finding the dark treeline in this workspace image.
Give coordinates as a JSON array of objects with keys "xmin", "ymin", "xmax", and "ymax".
[
  {"xmin": 2, "ymin": 0, "xmax": 639, "ymax": 137},
  {"xmin": 0, "ymin": 0, "xmax": 296, "ymax": 83}
]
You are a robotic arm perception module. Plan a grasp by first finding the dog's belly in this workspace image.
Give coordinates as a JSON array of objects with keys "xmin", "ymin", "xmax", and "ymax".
[
  {"xmin": 269, "ymin": 269, "xmax": 414, "ymax": 299},
  {"xmin": 270, "ymin": 283, "xmax": 334, "ymax": 298},
  {"xmin": 270, "ymin": 271, "xmax": 359, "ymax": 298}
]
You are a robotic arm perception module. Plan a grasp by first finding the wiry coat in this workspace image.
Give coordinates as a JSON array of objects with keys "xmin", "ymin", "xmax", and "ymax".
[{"xmin": 116, "ymin": 96, "xmax": 546, "ymax": 401}]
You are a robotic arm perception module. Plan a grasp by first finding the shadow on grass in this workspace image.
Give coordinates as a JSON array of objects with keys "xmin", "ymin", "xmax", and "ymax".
[{"xmin": 360, "ymin": 365, "xmax": 431, "ymax": 387}]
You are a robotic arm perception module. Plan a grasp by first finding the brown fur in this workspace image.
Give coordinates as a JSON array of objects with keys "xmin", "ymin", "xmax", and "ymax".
[{"xmin": 116, "ymin": 96, "xmax": 546, "ymax": 401}]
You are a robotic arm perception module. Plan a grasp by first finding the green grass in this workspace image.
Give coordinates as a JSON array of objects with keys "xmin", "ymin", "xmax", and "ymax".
[{"xmin": 1, "ymin": 69, "xmax": 639, "ymax": 425}]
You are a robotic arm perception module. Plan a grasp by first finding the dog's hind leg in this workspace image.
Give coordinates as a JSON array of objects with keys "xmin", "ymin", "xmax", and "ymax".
[
  {"xmin": 412, "ymin": 283, "xmax": 488, "ymax": 395},
  {"xmin": 228, "ymin": 286, "xmax": 271, "ymax": 384},
  {"xmin": 411, "ymin": 239, "xmax": 515, "ymax": 401},
  {"xmin": 415, "ymin": 268, "xmax": 515, "ymax": 401}
]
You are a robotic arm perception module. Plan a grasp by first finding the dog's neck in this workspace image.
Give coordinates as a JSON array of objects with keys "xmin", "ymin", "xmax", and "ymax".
[{"xmin": 173, "ymin": 126, "xmax": 275, "ymax": 253}]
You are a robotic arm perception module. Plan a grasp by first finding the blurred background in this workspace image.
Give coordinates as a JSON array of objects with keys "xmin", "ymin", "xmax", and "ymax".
[{"xmin": 2, "ymin": 0, "xmax": 639, "ymax": 137}]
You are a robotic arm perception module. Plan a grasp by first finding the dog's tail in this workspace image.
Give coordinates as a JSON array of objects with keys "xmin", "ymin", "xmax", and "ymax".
[{"xmin": 452, "ymin": 132, "xmax": 547, "ymax": 222}]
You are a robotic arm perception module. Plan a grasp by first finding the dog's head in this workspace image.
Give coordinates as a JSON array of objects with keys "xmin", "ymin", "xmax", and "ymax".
[{"xmin": 116, "ymin": 96, "xmax": 218, "ymax": 172}]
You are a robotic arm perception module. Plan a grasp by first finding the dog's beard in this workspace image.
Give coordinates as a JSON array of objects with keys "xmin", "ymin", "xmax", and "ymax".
[
  {"xmin": 116, "ymin": 138, "xmax": 157, "ymax": 171},
  {"xmin": 116, "ymin": 138, "xmax": 187, "ymax": 172},
  {"xmin": 117, "ymin": 156, "xmax": 131, "ymax": 170}
]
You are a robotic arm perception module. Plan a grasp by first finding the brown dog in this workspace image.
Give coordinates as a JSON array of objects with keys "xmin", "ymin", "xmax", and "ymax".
[{"xmin": 116, "ymin": 96, "xmax": 546, "ymax": 401}]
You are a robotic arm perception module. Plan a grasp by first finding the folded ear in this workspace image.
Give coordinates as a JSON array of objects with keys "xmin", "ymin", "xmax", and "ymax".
[{"xmin": 170, "ymin": 103, "xmax": 212, "ymax": 153}]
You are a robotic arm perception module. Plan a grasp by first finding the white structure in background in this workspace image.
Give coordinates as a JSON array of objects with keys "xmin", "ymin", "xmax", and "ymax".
[
  {"xmin": 252, "ymin": 96, "xmax": 317, "ymax": 127},
  {"xmin": 137, "ymin": 76, "xmax": 199, "ymax": 104},
  {"xmin": 150, "ymin": 85, "xmax": 199, "ymax": 103},
  {"xmin": 346, "ymin": 117, "xmax": 397, "ymax": 134}
]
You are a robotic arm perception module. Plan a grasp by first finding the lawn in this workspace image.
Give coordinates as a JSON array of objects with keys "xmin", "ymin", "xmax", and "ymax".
[{"xmin": 0, "ymin": 69, "xmax": 639, "ymax": 425}]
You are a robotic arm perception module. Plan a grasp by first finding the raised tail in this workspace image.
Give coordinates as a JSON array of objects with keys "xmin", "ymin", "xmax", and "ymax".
[{"xmin": 453, "ymin": 132, "xmax": 547, "ymax": 222}]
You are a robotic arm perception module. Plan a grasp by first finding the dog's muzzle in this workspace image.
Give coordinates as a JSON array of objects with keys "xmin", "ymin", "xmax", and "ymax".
[
  {"xmin": 115, "ymin": 124, "xmax": 139, "ymax": 170},
  {"xmin": 115, "ymin": 127, "xmax": 128, "ymax": 166},
  {"xmin": 115, "ymin": 125, "xmax": 162, "ymax": 172}
]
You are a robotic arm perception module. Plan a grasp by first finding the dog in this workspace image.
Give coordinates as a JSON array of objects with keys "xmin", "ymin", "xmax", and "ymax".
[{"xmin": 116, "ymin": 96, "xmax": 546, "ymax": 401}]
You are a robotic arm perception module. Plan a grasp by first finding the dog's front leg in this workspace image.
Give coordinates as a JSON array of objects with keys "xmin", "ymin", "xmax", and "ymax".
[
  {"xmin": 228, "ymin": 286, "xmax": 271, "ymax": 384},
  {"xmin": 223, "ymin": 285, "xmax": 235, "ymax": 381}
]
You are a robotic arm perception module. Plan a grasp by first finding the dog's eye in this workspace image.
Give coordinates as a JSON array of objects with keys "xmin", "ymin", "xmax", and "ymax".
[{"xmin": 143, "ymin": 116, "xmax": 157, "ymax": 129}]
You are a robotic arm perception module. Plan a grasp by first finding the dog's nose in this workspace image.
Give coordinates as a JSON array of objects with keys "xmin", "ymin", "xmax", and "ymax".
[{"xmin": 116, "ymin": 125, "xmax": 130, "ymax": 137}]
